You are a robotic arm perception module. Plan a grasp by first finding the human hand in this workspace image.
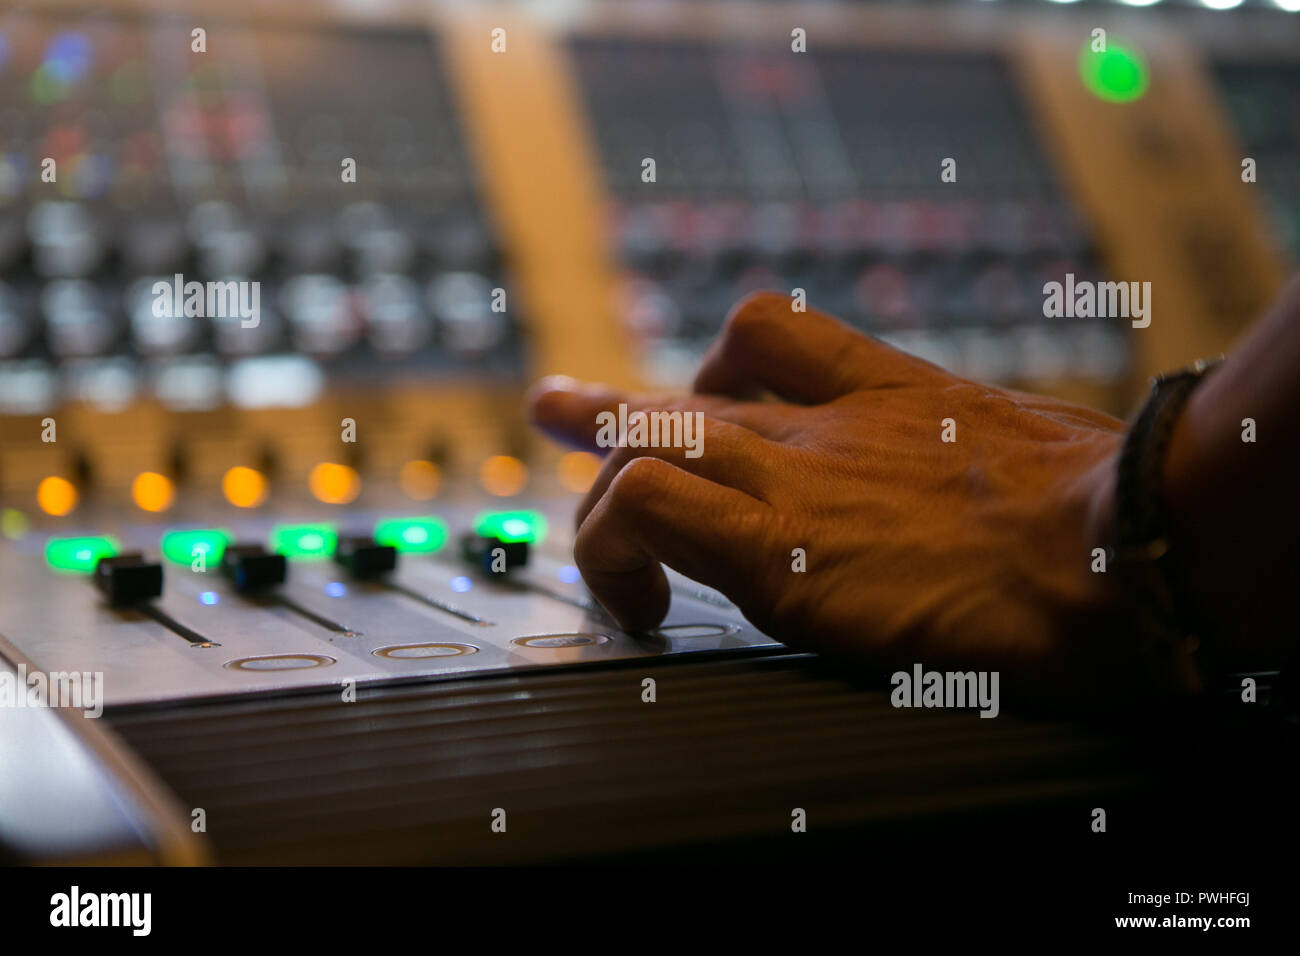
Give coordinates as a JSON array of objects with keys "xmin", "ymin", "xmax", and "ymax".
[{"xmin": 531, "ymin": 292, "xmax": 1137, "ymax": 705}]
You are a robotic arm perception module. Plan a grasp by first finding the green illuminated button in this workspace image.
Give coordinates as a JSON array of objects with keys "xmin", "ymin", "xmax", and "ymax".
[
  {"xmin": 473, "ymin": 510, "xmax": 548, "ymax": 544},
  {"xmin": 1079, "ymin": 42, "xmax": 1149, "ymax": 104},
  {"xmin": 271, "ymin": 524, "xmax": 338, "ymax": 560},
  {"xmin": 161, "ymin": 529, "xmax": 230, "ymax": 566},
  {"xmin": 46, "ymin": 536, "xmax": 119, "ymax": 574},
  {"xmin": 374, "ymin": 516, "xmax": 448, "ymax": 553}
]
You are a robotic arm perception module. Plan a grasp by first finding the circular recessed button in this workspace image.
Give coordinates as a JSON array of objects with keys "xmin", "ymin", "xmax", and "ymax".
[
  {"xmin": 513, "ymin": 633, "xmax": 610, "ymax": 649},
  {"xmin": 224, "ymin": 653, "xmax": 336, "ymax": 671},
  {"xmin": 655, "ymin": 624, "xmax": 739, "ymax": 639},
  {"xmin": 373, "ymin": 642, "xmax": 478, "ymax": 659}
]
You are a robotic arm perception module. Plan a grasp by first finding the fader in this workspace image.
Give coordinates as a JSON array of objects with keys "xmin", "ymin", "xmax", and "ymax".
[{"xmin": 0, "ymin": 499, "xmax": 777, "ymax": 711}]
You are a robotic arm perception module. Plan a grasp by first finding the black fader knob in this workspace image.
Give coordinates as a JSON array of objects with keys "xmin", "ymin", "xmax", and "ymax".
[
  {"xmin": 335, "ymin": 536, "xmax": 397, "ymax": 580},
  {"xmin": 95, "ymin": 553, "xmax": 164, "ymax": 607},
  {"xmin": 459, "ymin": 533, "xmax": 528, "ymax": 575},
  {"xmin": 222, "ymin": 544, "xmax": 287, "ymax": 593}
]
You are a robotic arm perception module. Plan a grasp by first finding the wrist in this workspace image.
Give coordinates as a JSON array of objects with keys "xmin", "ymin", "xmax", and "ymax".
[
  {"xmin": 1110, "ymin": 360, "xmax": 1227, "ymax": 697},
  {"xmin": 1077, "ymin": 452, "xmax": 1130, "ymax": 642},
  {"xmin": 1049, "ymin": 450, "xmax": 1135, "ymax": 685}
]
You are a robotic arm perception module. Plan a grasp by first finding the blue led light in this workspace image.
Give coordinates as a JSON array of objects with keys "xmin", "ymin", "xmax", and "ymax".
[
  {"xmin": 45, "ymin": 32, "xmax": 93, "ymax": 85},
  {"xmin": 325, "ymin": 581, "xmax": 346, "ymax": 598},
  {"xmin": 558, "ymin": 565, "xmax": 581, "ymax": 584},
  {"xmin": 199, "ymin": 591, "xmax": 219, "ymax": 606},
  {"xmin": 450, "ymin": 576, "xmax": 472, "ymax": 594}
]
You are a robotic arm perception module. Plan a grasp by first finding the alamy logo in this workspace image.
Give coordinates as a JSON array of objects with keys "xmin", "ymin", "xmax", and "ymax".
[
  {"xmin": 0, "ymin": 664, "xmax": 102, "ymax": 718},
  {"xmin": 50, "ymin": 886, "xmax": 151, "ymax": 936},
  {"xmin": 595, "ymin": 403, "xmax": 704, "ymax": 459},
  {"xmin": 152, "ymin": 274, "xmax": 260, "ymax": 328},
  {"xmin": 890, "ymin": 664, "xmax": 1000, "ymax": 718},
  {"xmin": 1042, "ymin": 273, "xmax": 1150, "ymax": 328}
]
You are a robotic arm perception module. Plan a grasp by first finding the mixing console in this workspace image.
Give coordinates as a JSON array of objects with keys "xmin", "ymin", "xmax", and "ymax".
[
  {"xmin": 0, "ymin": 12, "xmax": 519, "ymax": 424},
  {"xmin": 1, "ymin": 2, "xmax": 1296, "ymax": 872},
  {"xmin": 1213, "ymin": 57, "xmax": 1300, "ymax": 265},
  {"xmin": 0, "ymin": 496, "xmax": 775, "ymax": 708},
  {"xmin": 571, "ymin": 38, "xmax": 1128, "ymax": 391}
]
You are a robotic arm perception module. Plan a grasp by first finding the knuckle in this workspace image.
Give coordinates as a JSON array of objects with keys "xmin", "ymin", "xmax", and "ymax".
[
  {"xmin": 734, "ymin": 503, "xmax": 777, "ymax": 550},
  {"xmin": 728, "ymin": 289, "xmax": 792, "ymax": 320},
  {"xmin": 654, "ymin": 397, "xmax": 693, "ymax": 417},
  {"xmin": 608, "ymin": 456, "xmax": 673, "ymax": 506},
  {"xmin": 721, "ymin": 292, "xmax": 789, "ymax": 346}
]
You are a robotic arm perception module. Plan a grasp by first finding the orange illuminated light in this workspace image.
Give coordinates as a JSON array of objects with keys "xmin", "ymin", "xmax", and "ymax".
[
  {"xmin": 557, "ymin": 451, "xmax": 601, "ymax": 494},
  {"xmin": 132, "ymin": 471, "xmax": 175, "ymax": 513},
  {"xmin": 222, "ymin": 466, "xmax": 268, "ymax": 509},
  {"xmin": 36, "ymin": 476, "xmax": 78, "ymax": 517},
  {"xmin": 309, "ymin": 462, "xmax": 361, "ymax": 505},
  {"xmin": 479, "ymin": 455, "xmax": 528, "ymax": 497},
  {"xmin": 399, "ymin": 459, "xmax": 441, "ymax": 500}
]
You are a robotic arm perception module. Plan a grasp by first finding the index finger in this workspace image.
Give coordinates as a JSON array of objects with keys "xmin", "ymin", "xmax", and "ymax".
[
  {"xmin": 528, "ymin": 377, "xmax": 802, "ymax": 451},
  {"xmin": 574, "ymin": 456, "xmax": 772, "ymax": 632}
]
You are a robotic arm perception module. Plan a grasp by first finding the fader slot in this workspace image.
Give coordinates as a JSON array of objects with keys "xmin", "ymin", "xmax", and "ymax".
[
  {"xmin": 138, "ymin": 605, "xmax": 222, "ymax": 649},
  {"xmin": 380, "ymin": 582, "xmax": 495, "ymax": 626},
  {"xmin": 263, "ymin": 594, "xmax": 362, "ymax": 638},
  {"xmin": 278, "ymin": 561, "xmax": 500, "ymax": 646},
  {"xmin": 396, "ymin": 555, "xmax": 613, "ymax": 643}
]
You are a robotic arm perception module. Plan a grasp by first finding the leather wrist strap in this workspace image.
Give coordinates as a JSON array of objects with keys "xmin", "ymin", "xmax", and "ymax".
[{"xmin": 1112, "ymin": 357, "xmax": 1223, "ymax": 695}]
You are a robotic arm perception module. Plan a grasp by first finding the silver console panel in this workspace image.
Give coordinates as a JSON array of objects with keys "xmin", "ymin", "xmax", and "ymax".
[{"xmin": 0, "ymin": 498, "xmax": 779, "ymax": 708}]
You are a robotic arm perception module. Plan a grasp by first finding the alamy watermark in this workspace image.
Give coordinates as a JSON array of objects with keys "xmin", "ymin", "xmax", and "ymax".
[
  {"xmin": 151, "ymin": 274, "xmax": 260, "ymax": 327},
  {"xmin": 595, "ymin": 403, "xmax": 704, "ymax": 459},
  {"xmin": 890, "ymin": 663, "xmax": 999, "ymax": 718},
  {"xmin": 1043, "ymin": 273, "xmax": 1150, "ymax": 328},
  {"xmin": 0, "ymin": 664, "xmax": 103, "ymax": 718},
  {"xmin": 50, "ymin": 886, "xmax": 151, "ymax": 936}
]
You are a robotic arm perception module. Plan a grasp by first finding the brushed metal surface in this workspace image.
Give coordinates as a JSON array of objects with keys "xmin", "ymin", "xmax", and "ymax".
[{"xmin": 0, "ymin": 498, "xmax": 779, "ymax": 708}]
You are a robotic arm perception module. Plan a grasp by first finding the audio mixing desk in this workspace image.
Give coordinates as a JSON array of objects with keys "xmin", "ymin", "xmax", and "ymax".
[
  {"xmin": 2, "ymin": 1, "xmax": 1297, "ymax": 868},
  {"xmin": 0, "ymin": 493, "xmax": 799, "ymax": 863},
  {"xmin": 0, "ymin": 499, "xmax": 775, "ymax": 709},
  {"xmin": 3, "ymin": 493, "xmax": 1292, "ymax": 866}
]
